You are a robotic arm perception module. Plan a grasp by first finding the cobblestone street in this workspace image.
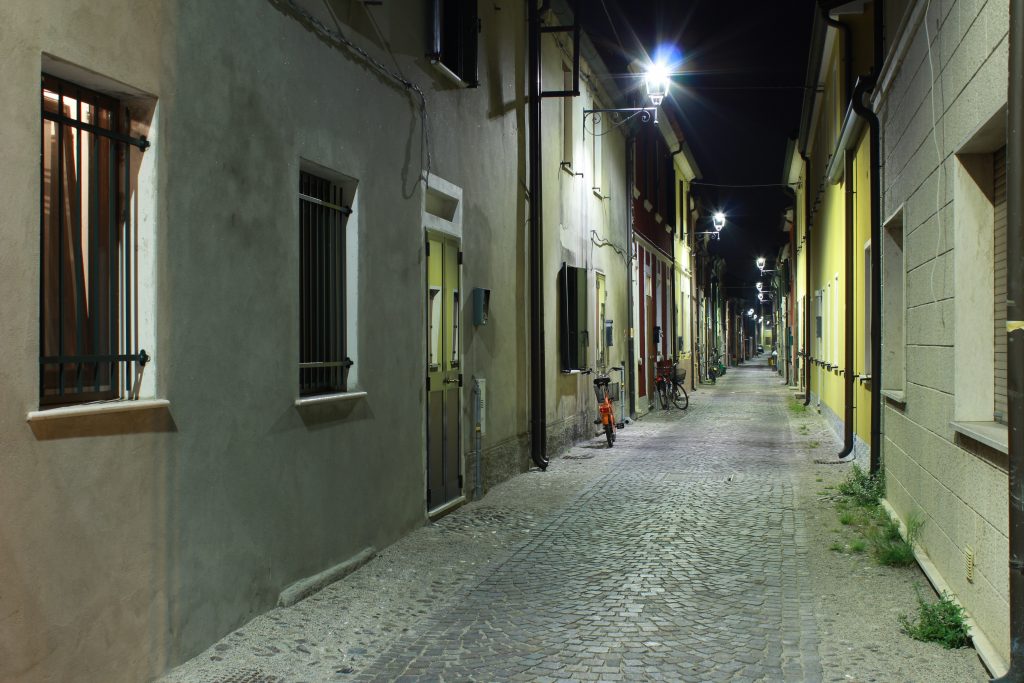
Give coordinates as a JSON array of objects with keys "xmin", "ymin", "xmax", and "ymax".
[{"xmin": 161, "ymin": 359, "xmax": 988, "ymax": 683}]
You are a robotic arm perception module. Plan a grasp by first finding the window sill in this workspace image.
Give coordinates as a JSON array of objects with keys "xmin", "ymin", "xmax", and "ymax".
[
  {"xmin": 26, "ymin": 398, "xmax": 170, "ymax": 423},
  {"xmin": 951, "ymin": 421, "xmax": 1009, "ymax": 455},
  {"xmin": 294, "ymin": 391, "xmax": 367, "ymax": 408},
  {"xmin": 881, "ymin": 389, "xmax": 906, "ymax": 404}
]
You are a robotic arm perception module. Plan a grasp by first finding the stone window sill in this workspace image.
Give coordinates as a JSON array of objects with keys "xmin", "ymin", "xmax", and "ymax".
[
  {"xmin": 951, "ymin": 421, "xmax": 1008, "ymax": 455},
  {"xmin": 294, "ymin": 391, "xmax": 367, "ymax": 408},
  {"xmin": 881, "ymin": 389, "xmax": 906, "ymax": 404},
  {"xmin": 26, "ymin": 398, "xmax": 170, "ymax": 423}
]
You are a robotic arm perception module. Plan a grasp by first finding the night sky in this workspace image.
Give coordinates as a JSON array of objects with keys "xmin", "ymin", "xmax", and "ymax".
[{"xmin": 585, "ymin": 0, "xmax": 816, "ymax": 293}]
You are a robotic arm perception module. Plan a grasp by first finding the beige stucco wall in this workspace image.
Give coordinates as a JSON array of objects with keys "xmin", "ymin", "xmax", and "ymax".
[{"xmin": 876, "ymin": 0, "xmax": 1010, "ymax": 667}]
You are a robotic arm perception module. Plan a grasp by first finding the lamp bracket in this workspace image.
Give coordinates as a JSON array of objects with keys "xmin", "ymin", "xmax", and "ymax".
[{"xmin": 584, "ymin": 107, "xmax": 659, "ymax": 126}]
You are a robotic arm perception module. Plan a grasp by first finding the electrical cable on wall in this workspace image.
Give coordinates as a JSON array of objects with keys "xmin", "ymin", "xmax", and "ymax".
[{"xmin": 278, "ymin": 0, "xmax": 433, "ymax": 185}]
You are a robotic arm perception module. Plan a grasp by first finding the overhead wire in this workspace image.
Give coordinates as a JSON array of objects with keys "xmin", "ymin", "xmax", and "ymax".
[{"xmin": 278, "ymin": 0, "xmax": 433, "ymax": 185}]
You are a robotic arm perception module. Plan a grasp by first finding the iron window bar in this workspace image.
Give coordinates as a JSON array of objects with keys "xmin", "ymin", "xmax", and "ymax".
[
  {"xmin": 39, "ymin": 74, "xmax": 152, "ymax": 407},
  {"xmin": 299, "ymin": 171, "xmax": 352, "ymax": 396}
]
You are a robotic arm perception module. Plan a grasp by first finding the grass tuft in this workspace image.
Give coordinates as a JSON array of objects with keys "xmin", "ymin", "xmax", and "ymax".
[
  {"xmin": 837, "ymin": 464, "xmax": 885, "ymax": 507},
  {"xmin": 899, "ymin": 587, "xmax": 971, "ymax": 649}
]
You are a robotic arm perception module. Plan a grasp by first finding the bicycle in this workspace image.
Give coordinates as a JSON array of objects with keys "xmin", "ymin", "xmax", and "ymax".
[
  {"xmin": 592, "ymin": 375, "xmax": 622, "ymax": 447},
  {"xmin": 654, "ymin": 360, "xmax": 689, "ymax": 410}
]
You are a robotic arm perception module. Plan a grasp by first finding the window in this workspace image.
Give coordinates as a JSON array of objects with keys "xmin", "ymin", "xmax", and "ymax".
[
  {"xmin": 558, "ymin": 263, "xmax": 588, "ymax": 371},
  {"xmin": 595, "ymin": 272, "xmax": 607, "ymax": 370},
  {"xmin": 39, "ymin": 74, "xmax": 151, "ymax": 406},
  {"xmin": 429, "ymin": 0, "xmax": 479, "ymax": 87},
  {"xmin": 994, "ymin": 147, "xmax": 1007, "ymax": 423},
  {"xmin": 863, "ymin": 242, "xmax": 872, "ymax": 370},
  {"xmin": 299, "ymin": 171, "xmax": 353, "ymax": 396},
  {"xmin": 881, "ymin": 208, "xmax": 905, "ymax": 391}
]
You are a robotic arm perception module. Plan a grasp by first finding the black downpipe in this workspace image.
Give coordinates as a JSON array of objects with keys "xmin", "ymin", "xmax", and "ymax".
[
  {"xmin": 528, "ymin": 1, "xmax": 548, "ymax": 470},
  {"xmin": 994, "ymin": 1, "xmax": 1024, "ymax": 679},
  {"xmin": 626, "ymin": 139, "xmax": 637, "ymax": 419},
  {"xmin": 802, "ymin": 151, "xmax": 813, "ymax": 407},
  {"xmin": 851, "ymin": 76, "xmax": 881, "ymax": 473}
]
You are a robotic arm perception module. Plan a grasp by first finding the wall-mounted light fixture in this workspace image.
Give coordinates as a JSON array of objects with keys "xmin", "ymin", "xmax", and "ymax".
[
  {"xmin": 756, "ymin": 256, "xmax": 775, "ymax": 274},
  {"xmin": 584, "ymin": 61, "xmax": 671, "ymax": 126},
  {"xmin": 696, "ymin": 211, "xmax": 725, "ymax": 240}
]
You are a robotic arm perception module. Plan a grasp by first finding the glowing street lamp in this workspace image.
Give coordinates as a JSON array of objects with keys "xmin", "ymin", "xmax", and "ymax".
[
  {"xmin": 584, "ymin": 60, "xmax": 673, "ymax": 127},
  {"xmin": 747, "ymin": 308, "xmax": 754, "ymax": 316},
  {"xmin": 712, "ymin": 212, "xmax": 726, "ymax": 231},
  {"xmin": 755, "ymin": 281, "xmax": 763, "ymax": 292},
  {"xmin": 757, "ymin": 292, "xmax": 764, "ymax": 301},
  {"xmin": 756, "ymin": 256, "xmax": 766, "ymax": 270},
  {"xmin": 644, "ymin": 62, "xmax": 671, "ymax": 106}
]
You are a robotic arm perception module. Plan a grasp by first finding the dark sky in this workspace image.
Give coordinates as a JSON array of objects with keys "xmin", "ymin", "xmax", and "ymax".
[{"xmin": 586, "ymin": 0, "xmax": 816, "ymax": 293}]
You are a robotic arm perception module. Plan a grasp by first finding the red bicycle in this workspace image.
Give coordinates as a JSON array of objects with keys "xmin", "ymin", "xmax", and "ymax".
[{"xmin": 593, "ymin": 375, "xmax": 622, "ymax": 447}]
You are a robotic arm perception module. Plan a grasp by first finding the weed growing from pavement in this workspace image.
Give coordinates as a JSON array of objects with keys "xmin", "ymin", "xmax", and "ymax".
[
  {"xmin": 789, "ymin": 401, "xmax": 808, "ymax": 414},
  {"xmin": 807, "ymin": 440, "xmax": 820, "ymax": 449},
  {"xmin": 829, "ymin": 541, "xmax": 844, "ymax": 552},
  {"xmin": 871, "ymin": 513, "xmax": 923, "ymax": 567},
  {"xmin": 899, "ymin": 586, "xmax": 971, "ymax": 649},
  {"xmin": 826, "ymin": 465, "xmax": 925, "ymax": 568},
  {"xmin": 837, "ymin": 464, "xmax": 884, "ymax": 506}
]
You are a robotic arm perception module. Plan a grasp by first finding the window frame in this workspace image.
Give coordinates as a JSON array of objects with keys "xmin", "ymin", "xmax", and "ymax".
[
  {"xmin": 298, "ymin": 170, "xmax": 354, "ymax": 397},
  {"xmin": 38, "ymin": 73, "xmax": 152, "ymax": 408}
]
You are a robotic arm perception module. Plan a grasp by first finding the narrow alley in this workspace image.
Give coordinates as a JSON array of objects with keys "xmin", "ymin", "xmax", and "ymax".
[{"xmin": 161, "ymin": 360, "xmax": 987, "ymax": 683}]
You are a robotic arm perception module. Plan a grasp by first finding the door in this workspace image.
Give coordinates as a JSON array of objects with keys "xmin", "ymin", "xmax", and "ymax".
[{"xmin": 426, "ymin": 232, "xmax": 462, "ymax": 510}]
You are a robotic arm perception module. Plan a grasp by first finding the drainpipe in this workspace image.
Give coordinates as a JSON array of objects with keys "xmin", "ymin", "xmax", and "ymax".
[
  {"xmin": 836, "ymin": 144, "xmax": 857, "ymax": 459},
  {"xmin": 850, "ymin": 62, "xmax": 882, "ymax": 473},
  {"xmin": 626, "ymin": 138, "xmax": 637, "ymax": 419},
  {"xmin": 994, "ymin": 1, "xmax": 1024, "ymax": 679},
  {"xmin": 527, "ymin": 0, "xmax": 548, "ymax": 470},
  {"xmin": 802, "ymin": 151, "xmax": 813, "ymax": 407}
]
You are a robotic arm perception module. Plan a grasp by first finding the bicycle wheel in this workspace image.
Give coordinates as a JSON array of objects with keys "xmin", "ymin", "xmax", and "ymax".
[
  {"xmin": 604, "ymin": 423, "xmax": 614, "ymax": 447},
  {"xmin": 658, "ymin": 382, "xmax": 669, "ymax": 410},
  {"xmin": 673, "ymin": 382, "xmax": 689, "ymax": 410}
]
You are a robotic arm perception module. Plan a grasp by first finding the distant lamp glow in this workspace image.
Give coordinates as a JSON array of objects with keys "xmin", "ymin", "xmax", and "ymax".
[
  {"xmin": 755, "ymin": 281, "xmax": 763, "ymax": 291},
  {"xmin": 712, "ymin": 212, "xmax": 726, "ymax": 231},
  {"xmin": 757, "ymin": 292, "xmax": 764, "ymax": 301},
  {"xmin": 747, "ymin": 308, "xmax": 754, "ymax": 316},
  {"xmin": 756, "ymin": 256, "xmax": 767, "ymax": 270},
  {"xmin": 644, "ymin": 62, "xmax": 671, "ymax": 107}
]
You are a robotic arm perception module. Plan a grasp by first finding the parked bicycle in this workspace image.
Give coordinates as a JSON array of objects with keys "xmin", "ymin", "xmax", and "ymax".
[
  {"xmin": 593, "ymin": 374, "xmax": 623, "ymax": 447},
  {"xmin": 654, "ymin": 359, "xmax": 689, "ymax": 410}
]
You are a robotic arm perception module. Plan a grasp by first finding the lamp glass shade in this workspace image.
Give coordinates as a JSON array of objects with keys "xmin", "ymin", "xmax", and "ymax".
[
  {"xmin": 756, "ymin": 257, "xmax": 766, "ymax": 270},
  {"xmin": 644, "ymin": 64, "xmax": 671, "ymax": 107},
  {"xmin": 712, "ymin": 212, "xmax": 726, "ymax": 231}
]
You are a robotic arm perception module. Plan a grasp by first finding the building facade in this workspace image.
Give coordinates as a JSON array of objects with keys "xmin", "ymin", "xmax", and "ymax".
[{"xmin": 0, "ymin": 1, "xmax": 642, "ymax": 681}]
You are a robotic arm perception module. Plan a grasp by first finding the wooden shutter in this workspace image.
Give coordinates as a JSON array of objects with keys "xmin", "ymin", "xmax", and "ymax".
[
  {"xmin": 558, "ymin": 264, "xmax": 588, "ymax": 371},
  {"xmin": 994, "ymin": 147, "xmax": 1008, "ymax": 423}
]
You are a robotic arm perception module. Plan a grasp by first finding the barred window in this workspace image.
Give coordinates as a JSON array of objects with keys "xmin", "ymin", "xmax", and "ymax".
[
  {"xmin": 39, "ymin": 74, "xmax": 150, "ymax": 406},
  {"xmin": 299, "ymin": 171, "xmax": 353, "ymax": 396}
]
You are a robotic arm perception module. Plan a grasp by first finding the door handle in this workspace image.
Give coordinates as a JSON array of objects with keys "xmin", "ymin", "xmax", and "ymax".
[{"xmin": 443, "ymin": 377, "xmax": 460, "ymax": 385}]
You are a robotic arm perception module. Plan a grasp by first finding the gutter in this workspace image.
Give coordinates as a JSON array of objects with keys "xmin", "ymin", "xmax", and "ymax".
[
  {"xmin": 802, "ymin": 151, "xmax": 813, "ymax": 407},
  {"xmin": 994, "ymin": 0, "xmax": 1024, "ymax": 679},
  {"xmin": 527, "ymin": 0, "xmax": 548, "ymax": 470},
  {"xmin": 844, "ymin": 0, "xmax": 884, "ymax": 476}
]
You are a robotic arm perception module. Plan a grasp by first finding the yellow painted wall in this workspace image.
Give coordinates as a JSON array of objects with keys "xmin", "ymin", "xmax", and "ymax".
[
  {"xmin": 852, "ymin": 132, "xmax": 872, "ymax": 443},
  {"xmin": 809, "ymin": 40, "xmax": 846, "ymax": 420}
]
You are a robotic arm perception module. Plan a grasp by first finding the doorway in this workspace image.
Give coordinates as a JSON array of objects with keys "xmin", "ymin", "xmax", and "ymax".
[{"xmin": 426, "ymin": 232, "xmax": 462, "ymax": 511}]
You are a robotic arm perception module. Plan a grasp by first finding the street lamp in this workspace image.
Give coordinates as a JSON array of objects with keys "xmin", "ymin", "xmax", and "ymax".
[
  {"xmin": 747, "ymin": 308, "xmax": 754, "ymax": 316},
  {"xmin": 584, "ymin": 61, "xmax": 672, "ymax": 126},
  {"xmin": 697, "ymin": 211, "xmax": 726, "ymax": 240},
  {"xmin": 755, "ymin": 281, "xmax": 763, "ymax": 292},
  {"xmin": 756, "ymin": 256, "xmax": 775, "ymax": 274}
]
